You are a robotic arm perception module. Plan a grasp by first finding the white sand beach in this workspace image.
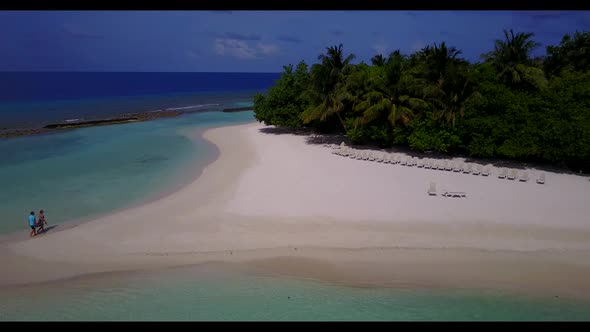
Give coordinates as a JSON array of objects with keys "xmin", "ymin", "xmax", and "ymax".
[{"xmin": 2, "ymin": 122, "xmax": 590, "ymax": 298}]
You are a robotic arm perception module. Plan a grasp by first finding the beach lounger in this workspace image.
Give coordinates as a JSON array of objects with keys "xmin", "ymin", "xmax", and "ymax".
[
  {"xmin": 498, "ymin": 168, "xmax": 507, "ymax": 179},
  {"xmin": 439, "ymin": 161, "xmax": 451, "ymax": 171},
  {"xmin": 368, "ymin": 152, "xmax": 376, "ymax": 161},
  {"xmin": 375, "ymin": 153, "xmax": 384, "ymax": 162},
  {"xmin": 463, "ymin": 163, "xmax": 472, "ymax": 174},
  {"xmin": 482, "ymin": 166, "xmax": 491, "ymax": 176},
  {"xmin": 477, "ymin": 165, "xmax": 485, "ymax": 175},
  {"xmin": 325, "ymin": 144, "xmax": 338, "ymax": 149},
  {"xmin": 472, "ymin": 165, "xmax": 481, "ymax": 175},
  {"xmin": 428, "ymin": 182, "xmax": 437, "ymax": 196},
  {"xmin": 536, "ymin": 172, "xmax": 545, "ymax": 184},
  {"xmin": 519, "ymin": 171, "xmax": 529, "ymax": 182},
  {"xmin": 438, "ymin": 161, "xmax": 447, "ymax": 170},
  {"xmin": 361, "ymin": 151, "xmax": 369, "ymax": 160},
  {"xmin": 423, "ymin": 160, "xmax": 431, "ymax": 169},
  {"xmin": 453, "ymin": 163, "xmax": 463, "ymax": 172},
  {"xmin": 442, "ymin": 191, "xmax": 467, "ymax": 198},
  {"xmin": 507, "ymin": 169, "xmax": 517, "ymax": 180},
  {"xmin": 445, "ymin": 162, "xmax": 453, "ymax": 171}
]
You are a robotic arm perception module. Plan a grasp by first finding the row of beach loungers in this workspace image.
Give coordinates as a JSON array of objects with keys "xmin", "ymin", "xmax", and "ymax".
[
  {"xmin": 496, "ymin": 168, "xmax": 545, "ymax": 183},
  {"xmin": 333, "ymin": 145, "xmax": 546, "ymax": 184}
]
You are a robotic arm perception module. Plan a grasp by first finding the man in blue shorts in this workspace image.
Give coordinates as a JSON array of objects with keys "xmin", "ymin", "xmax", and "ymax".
[{"xmin": 28, "ymin": 211, "xmax": 37, "ymax": 237}]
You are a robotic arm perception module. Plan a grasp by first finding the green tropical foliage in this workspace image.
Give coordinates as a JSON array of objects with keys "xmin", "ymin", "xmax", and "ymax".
[
  {"xmin": 301, "ymin": 44, "xmax": 356, "ymax": 131},
  {"xmin": 483, "ymin": 29, "xmax": 548, "ymax": 90},
  {"xmin": 253, "ymin": 31, "xmax": 590, "ymax": 172}
]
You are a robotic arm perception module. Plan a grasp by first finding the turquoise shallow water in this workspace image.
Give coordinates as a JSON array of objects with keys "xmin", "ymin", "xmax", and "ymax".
[
  {"xmin": 1, "ymin": 264, "xmax": 590, "ymax": 321},
  {"xmin": 0, "ymin": 110, "xmax": 255, "ymax": 235}
]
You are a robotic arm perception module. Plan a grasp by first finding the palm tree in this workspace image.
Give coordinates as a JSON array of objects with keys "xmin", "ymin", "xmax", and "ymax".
[
  {"xmin": 419, "ymin": 42, "xmax": 467, "ymax": 84},
  {"xmin": 545, "ymin": 31, "xmax": 590, "ymax": 76},
  {"xmin": 317, "ymin": 43, "xmax": 355, "ymax": 85},
  {"xmin": 416, "ymin": 42, "xmax": 480, "ymax": 127},
  {"xmin": 426, "ymin": 69, "xmax": 482, "ymax": 126},
  {"xmin": 302, "ymin": 44, "xmax": 355, "ymax": 131},
  {"xmin": 353, "ymin": 59, "xmax": 427, "ymax": 127},
  {"xmin": 386, "ymin": 50, "xmax": 404, "ymax": 65},
  {"xmin": 483, "ymin": 29, "xmax": 547, "ymax": 89},
  {"xmin": 371, "ymin": 54, "xmax": 386, "ymax": 66}
]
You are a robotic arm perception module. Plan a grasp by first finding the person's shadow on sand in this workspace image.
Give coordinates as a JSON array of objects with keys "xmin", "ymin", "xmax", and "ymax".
[{"xmin": 38, "ymin": 225, "xmax": 58, "ymax": 235}]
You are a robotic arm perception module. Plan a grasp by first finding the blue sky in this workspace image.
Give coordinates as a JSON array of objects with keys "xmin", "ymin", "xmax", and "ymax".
[{"xmin": 0, "ymin": 10, "xmax": 589, "ymax": 72}]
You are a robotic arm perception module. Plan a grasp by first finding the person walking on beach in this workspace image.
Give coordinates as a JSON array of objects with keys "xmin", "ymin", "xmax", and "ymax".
[
  {"xmin": 28, "ymin": 211, "xmax": 37, "ymax": 237},
  {"xmin": 37, "ymin": 209, "xmax": 47, "ymax": 233}
]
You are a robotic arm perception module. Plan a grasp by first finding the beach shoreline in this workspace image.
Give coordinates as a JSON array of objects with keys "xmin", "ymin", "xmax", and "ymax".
[{"xmin": 2, "ymin": 122, "xmax": 590, "ymax": 299}]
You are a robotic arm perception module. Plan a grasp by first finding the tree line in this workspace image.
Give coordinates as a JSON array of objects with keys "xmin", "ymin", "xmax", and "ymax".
[{"xmin": 253, "ymin": 30, "xmax": 590, "ymax": 172}]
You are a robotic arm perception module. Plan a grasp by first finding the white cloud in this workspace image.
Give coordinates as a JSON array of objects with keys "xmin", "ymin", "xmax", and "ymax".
[
  {"xmin": 213, "ymin": 38, "xmax": 280, "ymax": 59},
  {"xmin": 372, "ymin": 42, "xmax": 388, "ymax": 55},
  {"xmin": 214, "ymin": 38, "xmax": 257, "ymax": 59},
  {"xmin": 257, "ymin": 43, "xmax": 280, "ymax": 56}
]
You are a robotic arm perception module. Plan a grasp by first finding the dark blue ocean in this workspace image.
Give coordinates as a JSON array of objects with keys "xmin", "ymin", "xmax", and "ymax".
[{"xmin": 0, "ymin": 72, "xmax": 279, "ymax": 128}]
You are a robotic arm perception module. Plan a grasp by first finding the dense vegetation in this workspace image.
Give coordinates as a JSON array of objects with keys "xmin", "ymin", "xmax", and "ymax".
[{"xmin": 253, "ymin": 30, "xmax": 590, "ymax": 172}]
